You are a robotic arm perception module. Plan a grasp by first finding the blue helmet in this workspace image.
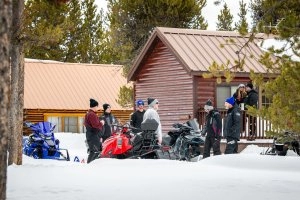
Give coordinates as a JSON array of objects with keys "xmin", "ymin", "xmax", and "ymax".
[{"xmin": 136, "ymin": 99, "xmax": 144, "ymax": 106}]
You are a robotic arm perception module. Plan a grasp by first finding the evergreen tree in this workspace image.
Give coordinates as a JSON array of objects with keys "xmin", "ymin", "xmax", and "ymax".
[
  {"xmin": 63, "ymin": 0, "xmax": 82, "ymax": 62},
  {"xmin": 78, "ymin": 0, "xmax": 106, "ymax": 64},
  {"xmin": 234, "ymin": 0, "xmax": 248, "ymax": 35},
  {"xmin": 216, "ymin": 3, "xmax": 233, "ymax": 31},
  {"xmin": 107, "ymin": 0, "xmax": 207, "ymax": 68},
  {"xmin": 23, "ymin": 0, "xmax": 69, "ymax": 60},
  {"xmin": 23, "ymin": 0, "xmax": 109, "ymax": 63},
  {"xmin": 249, "ymin": 0, "xmax": 300, "ymax": 134}
]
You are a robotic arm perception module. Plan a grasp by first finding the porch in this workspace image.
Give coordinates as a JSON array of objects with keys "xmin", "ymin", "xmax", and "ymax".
[{"xmin": 197, "ymin": 110, "xmax": 273, "ymax": 140}]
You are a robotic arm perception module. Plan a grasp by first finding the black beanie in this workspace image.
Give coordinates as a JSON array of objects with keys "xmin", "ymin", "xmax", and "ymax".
[
  {"xmin": 103, "ymin": 103, "xmax": 110, "ymax": 111},
  {"xmin": 148, "ymin": 98, "xmax": 155, "ymax": 105},
  {"xmin": 205, "ymin": 99, "xmax": 212, "ymax": 106},
  {"xmin": 246, "ymin": 83, "xmax": 253, "ymax": 89},
  {"xmin": 90, "ymin": 98, "xmax": 98, "ymax": 108}
]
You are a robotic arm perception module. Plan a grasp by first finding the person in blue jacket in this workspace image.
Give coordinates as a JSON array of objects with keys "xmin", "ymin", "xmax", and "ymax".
[{"xmin": 223, "ymin": 96, "xmax": 241, "ymax": 154}]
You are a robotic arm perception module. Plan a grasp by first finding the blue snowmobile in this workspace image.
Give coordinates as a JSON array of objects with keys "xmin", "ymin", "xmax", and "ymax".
[{"xmin": 23, "ymin": 122, "xmax": 70, "ymax": 161}]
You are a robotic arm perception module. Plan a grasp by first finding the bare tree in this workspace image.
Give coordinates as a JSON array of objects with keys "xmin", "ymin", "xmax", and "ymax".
[
  {"xmin": 0, "ymin": 0, "xmax": 12, "ymax": 199},
  {"xmin": 8, "ymin": 0, "xmax": 24, "ymax": 165}
]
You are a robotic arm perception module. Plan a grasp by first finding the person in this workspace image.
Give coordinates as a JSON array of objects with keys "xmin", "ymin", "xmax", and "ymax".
[
  {"xmin": 233, "ymin": 83, "xmax": 247, "ymax": 133},
  {"xmin": 233, "ymin": 84, "xmax": 247, "ymax": 106},
  {"xmin": 142, "ymin": 98, "xmax": 162, "ymax": 145},
  {"xmin": 84, "ymin": 98, "xmax": 105, "ymax": 163},
  {"xmin": 223, "ymin": 96, "xmax": 241, "ymax": 154},
  {"xmin": 201, "ymin": 99, "xmax": 222, "ymax": 159},
  {"xmin": 130, "ymin": 99, "xmax": 146, "ymax": 133},
  {"xmin": 244, "ymin": 82, "xmax": 258, "ymax": 140},
  {"xmin": 100, "ymin": 103, "xmax": 117, "ymax": 142}
]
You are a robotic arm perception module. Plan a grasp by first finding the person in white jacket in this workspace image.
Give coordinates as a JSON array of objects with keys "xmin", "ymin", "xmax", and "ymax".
[{"xmin": 142, "ymin": 98, "xmax": 162, "ymax": 145}]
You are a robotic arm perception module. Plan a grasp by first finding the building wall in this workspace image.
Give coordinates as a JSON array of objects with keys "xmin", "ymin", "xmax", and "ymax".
[
  {"xmin": 134, "ymin": 41, "xmax": 194, "ymax": 134},
  {"xmin": 23, "ymin": 109, "xmax": 132, "ymax": 135}
]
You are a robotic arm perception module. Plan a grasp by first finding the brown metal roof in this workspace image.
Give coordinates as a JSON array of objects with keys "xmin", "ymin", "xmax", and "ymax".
[
  {"xmin": 24, "ymin": 59, "xmax": 131, "ymax": 110},
  {"xmin": 128, "ymin": 27, "xmax": 272, "ymax": 81}
]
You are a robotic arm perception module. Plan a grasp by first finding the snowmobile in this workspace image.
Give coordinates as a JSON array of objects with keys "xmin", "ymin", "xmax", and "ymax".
[
  {"xmin": 261, "ymin": 131, "xmax": 300, "ymax": 156},
  {"xmin": 100, "ymin": 119, "xmax": 176, "ymax": 159},
  {"xmin": 23, "ymin": 122, "xmax": 70, "ymax": 161},
  {"xmin": 167, "ymin": 118, "xmax": 205, "ymax": 161}
]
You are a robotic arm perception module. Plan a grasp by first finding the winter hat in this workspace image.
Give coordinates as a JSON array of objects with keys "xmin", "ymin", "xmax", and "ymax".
[
  {"xmin": 136, "ymin": 99, "xmax": 144, "ymax": 106},
  {"xmin": 148, "ymin": 98, "xmax": 158, "ymax": 107},
  {"xmin": 246, "ymin": 83, "xmax": 253, "ymax": 89},
  {"xmin": 90, "ymin": 98, "xmax": 99, "ymax": 108},
  {"xmin": 238, "ymin": 83, "xmax": 245, "ymax": 88},
  {"xmin": 204, "ymin": 99, "xmax": 213, "ymax": 110},
  {"xmin": 103, "ymin": 103, "xmax": 110, "ymax": 111},
  {"xmin": 225, "ymin": 96, "xmax": 235, "ymax": 106}
]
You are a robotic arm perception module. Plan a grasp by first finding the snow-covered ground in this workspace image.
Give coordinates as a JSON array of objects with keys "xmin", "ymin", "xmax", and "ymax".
[{"xmin": 7, "ymin": 133, "xmax": 300, "ymax": 200}]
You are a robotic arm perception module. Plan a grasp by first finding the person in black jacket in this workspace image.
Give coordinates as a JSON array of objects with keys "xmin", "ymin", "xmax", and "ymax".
[
  {"xmin": 130, "ymin": 99, "xmax": 145, "ymax": 133},
  {"xmin": 223, "ymin": 96, "xmax": 241, "ymax": 154},
  {"xmin": 244, "ymin": 83, "xmax": 258, "ymax": 140},
  {"xmin": 100, "ymin": 103, "xmax": 117, "ymax": 142},
  {"xmin": 202, "ymin": 99, "xmax": 222, "ymax": 159},
  {"xmin": 84, "ymin": 99, "xmax": 105, "ymax": 163}
]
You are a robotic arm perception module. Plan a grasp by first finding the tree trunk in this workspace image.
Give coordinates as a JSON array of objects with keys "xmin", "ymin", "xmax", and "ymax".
[
  {"xmin": 8, "ymin": 0, "xmax": 24, "ymax": 166},
  {"xmin": 0, "ymin": 0, "xmax": 12, "ymax": 199}
]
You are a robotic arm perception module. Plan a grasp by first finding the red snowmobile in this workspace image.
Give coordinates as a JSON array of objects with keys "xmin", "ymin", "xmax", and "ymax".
[{"xmin": 100, "ymin": 119, "xmax": 176, "ymax": 159}]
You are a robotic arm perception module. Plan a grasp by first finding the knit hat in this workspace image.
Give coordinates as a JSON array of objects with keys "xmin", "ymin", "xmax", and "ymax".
[
  {"xmin": 204, "ymin": 99, "xmax": 213, "ymax": 110},
  {"xmin": 90, "ymin": 98, "xmax": 98, "ymax": 108},
  {"xmin": 225, "ymin": 96, "xmax": 235, "ymax": 106},
  {"xmin": 246, "ymin": 83, "xmax": 253, "ymax": 89},
  {"xmin": 148, "ymin": 98, "xmax": 158, "ymax": 107},
  {"xmin": 238, "ymin": 83, "xmax": 245, "ymax": 88},
  {"xmin": 103, "ymin": 103, "xmax": 110, "ymax": 111},
  {"xmin": 136, "ymin": 99, "xmax": 144, "ymax": 106}
]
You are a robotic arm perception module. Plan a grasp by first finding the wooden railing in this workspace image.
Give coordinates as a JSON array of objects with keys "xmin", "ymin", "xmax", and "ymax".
[{"xmin": 197, "ymin": 109, "xmax": 273, "ymax": 139}]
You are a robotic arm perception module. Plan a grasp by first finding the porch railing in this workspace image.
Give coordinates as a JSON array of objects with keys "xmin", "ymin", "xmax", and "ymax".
[{"xmin": 196, "ymin": 109, "xmax": 273, "ymax": 139}]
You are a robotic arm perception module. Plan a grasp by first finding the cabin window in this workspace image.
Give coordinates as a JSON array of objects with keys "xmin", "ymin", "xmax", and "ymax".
[
  {"xmin": 47, "ymin": 116, "xmax": 62, "ymax": 133},
  {"xmin": 46, "ymin": 116, "xmax": 85, "ymax": 133},
  {"xmin": 216, "ymin": 86, "xmax": 237, "ymax": 109},
  {"xmin": 64, "ymin": 117, "xmax": 78, "ymax": 133}
]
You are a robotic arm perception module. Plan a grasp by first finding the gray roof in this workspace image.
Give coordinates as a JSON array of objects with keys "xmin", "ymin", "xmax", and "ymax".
[{"xmin": 128, "ymin": 27, "xmax": 272, "ymax": 81}]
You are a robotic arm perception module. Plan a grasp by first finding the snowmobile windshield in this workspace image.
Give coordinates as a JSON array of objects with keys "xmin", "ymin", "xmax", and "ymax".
[
  {"xmin": 31, "ymin": 122, "xmax": 55, "ymax": 137},
  {"xmin": 187, "ymin": 119, "xmax": 200, "ymax": 134}
]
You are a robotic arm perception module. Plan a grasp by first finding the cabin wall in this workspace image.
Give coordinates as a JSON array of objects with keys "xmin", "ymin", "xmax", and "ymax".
[{"xmin": 134, "ymin": 41, "xmax": 194, "ymax": 133}]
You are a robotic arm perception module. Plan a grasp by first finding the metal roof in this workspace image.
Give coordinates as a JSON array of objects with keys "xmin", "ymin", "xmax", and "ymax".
[
  {"xmin": 128, "ymin": 27, "xmax": 272, "ymax": 81},
  {"xmin": 24, "ymin": 59, "xmax": 131, "ymax": 110}
]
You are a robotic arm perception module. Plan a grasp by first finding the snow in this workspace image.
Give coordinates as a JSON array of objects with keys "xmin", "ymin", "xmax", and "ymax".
[{"xmin": 7, "ymin": 133, "xmax": 300, "ymax": 200}]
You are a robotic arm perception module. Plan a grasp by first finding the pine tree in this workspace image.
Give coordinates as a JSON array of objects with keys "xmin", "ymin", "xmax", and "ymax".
[
  {"xmin": 235, "ymin": 0, "xmax": 249, "ymax": 35},
  {"xmin": 78, "ymin": 0, "xmax": 106, "ymax": 64},
  {"xmin": 63, "ymin": 0, "xmax": 82, "ymax": 62},
  {"xmin": 249, "ymin": 0, "xmax": 300, "ymax": 135},
  {"xmin": 23, "ymin": 0, "xmax": 69, "ymax": 60},
  {"xmin": 216, "ymin": 3, "xmax": 233, "ymax": 31},
  {"xmin": 107, "ymin": 0, "xmax": 207, "ymax": 68}
]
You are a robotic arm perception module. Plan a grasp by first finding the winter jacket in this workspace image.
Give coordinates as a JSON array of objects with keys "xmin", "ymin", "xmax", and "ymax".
[
  {"xmin": 223, "ymin": 104, "xmax": 241, "ymax": 141},
  {"xmin": 100, "ymin": 112, "xmax": 117, "ymax": 140},
  {"xmin": 142, "ymin": 107, "xmax": 162, "ymax": 143},
  {"xmin": 84, "ymin": 109, "xmax": 103, "ymax": 141},
  {"xmin": 130, "ymin": 110, "xmax": 145, "ymax": 133},
  {"xmin": 204, "ymin": 109, "xmax": 222, "ymax": 139},
  {"xmin": 244, "ymin": 89, "xmax": 258, "ymax": 108}
]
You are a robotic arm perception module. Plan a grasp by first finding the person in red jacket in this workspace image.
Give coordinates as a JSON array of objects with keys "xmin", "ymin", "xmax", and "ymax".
[{"xmin": 84, "ymin": 98, "xmax": 105, "ymax": 163}]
